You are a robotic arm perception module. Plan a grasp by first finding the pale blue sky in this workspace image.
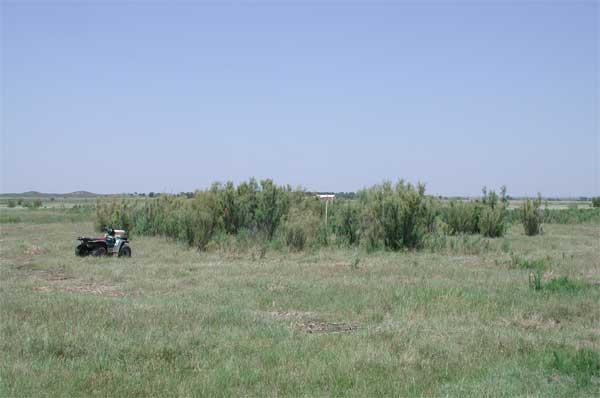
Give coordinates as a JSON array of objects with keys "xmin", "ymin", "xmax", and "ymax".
[{"xmin": 1, "ymin": 1, "xmax": 598, "ymax": 196}]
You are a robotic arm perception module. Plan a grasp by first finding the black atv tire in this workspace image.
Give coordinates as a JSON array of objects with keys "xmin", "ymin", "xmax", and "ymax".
[
  {"xmin": 75, "ymin": 245, "xmax": 87, "ymax": 256},
  {"xmin": 92, "ymin": 247, "xmax": 107, "ymax": 257},
  {"xmin": 119, "ymin": 245, "xmax": 131, "ymax": 257}
]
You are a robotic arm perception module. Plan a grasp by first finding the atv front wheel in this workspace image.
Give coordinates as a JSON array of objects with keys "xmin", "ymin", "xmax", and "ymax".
[{"xmin": 119, "ymin": 245, "xmax": 131, "ymax": 257}]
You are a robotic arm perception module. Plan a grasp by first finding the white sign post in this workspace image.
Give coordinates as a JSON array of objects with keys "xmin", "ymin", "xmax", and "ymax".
[{"xmin": 318, "ymin": 194, "xmax": 335, "ymax": 229}]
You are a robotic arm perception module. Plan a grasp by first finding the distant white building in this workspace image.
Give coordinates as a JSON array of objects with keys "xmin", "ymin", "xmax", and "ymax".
[{"xmin": 317, "ymin": 194, "xmax": 335, "ymax": 201}]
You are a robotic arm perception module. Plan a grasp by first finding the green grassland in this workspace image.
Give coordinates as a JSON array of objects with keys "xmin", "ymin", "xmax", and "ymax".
[
  {"xmin": 1, "ymin": 207, "xmax": 598, "ymax": 396},
  {"xmin": 0, "ymin": 206, "xmax": 95, "ymax": 224}
]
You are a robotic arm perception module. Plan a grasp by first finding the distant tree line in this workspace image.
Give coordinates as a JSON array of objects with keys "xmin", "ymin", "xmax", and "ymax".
[{"xmin": 7, "ymin": 198, "xmax": 42, "ymax": 208}]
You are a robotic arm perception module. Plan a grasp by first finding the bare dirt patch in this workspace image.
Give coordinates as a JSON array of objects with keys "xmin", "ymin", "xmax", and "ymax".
[
  {"xmin": 31, "ymin": 267, "xmax": 74, "ymax": 282},
  {"xmin": 268, "ymin": 310, "xmax": 317, "ymax": 320},
  {"xmin": 265, "ymin": 310, "xmax": 360, "ymax": 334},
  {"xmin": 501, "ymin": 314, "xmax": 561, "ymax": 331},
  {"xmin": 62, "ymin": 284, "xmax": 127, "ymax": 297},
  {"xmin": 32, "ymin": 283, "xmax": 127, "ymax": 297},
  {"xmin": 296, "ymin": 320, "xmax": 360, "ymax": 334}
]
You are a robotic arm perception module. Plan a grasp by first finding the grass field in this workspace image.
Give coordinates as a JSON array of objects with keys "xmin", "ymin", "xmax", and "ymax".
[{"xmin": 1, "ymin": 211, "xmax": 599, "ymax": 396}]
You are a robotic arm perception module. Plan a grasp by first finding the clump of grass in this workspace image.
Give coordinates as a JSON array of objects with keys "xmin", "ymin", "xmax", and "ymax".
[
  {"xmin": 544, "ymin": 277, "xmax": 587, "ymax": 293},
  {"xmin": 529, "ymin": 269, "xmax": 543, "ymax": 291},
  {"xmin": 521, "ymin": 194, "xmax": 544, "ymax": 236},
  {"xmin": 500, "ymin": 239, "xmax": 511, "ymax": 253},
  {"xmin": 511, "ymin": 254, "xmax": 549, "ymax": 271},
  {"xmin": 528, "ymin": 274, "xmax": 588, "ymax": 294},
  {"xmin": 425, "ymin": 233, "xmax": 493, "ymax": 255},
  {"xmin": 551, "ymin": 347, "xmax": 600, "ymax": 386},
  {"xmin": 250, "ymin": 243, "xmax": 267, "ymax": 261}
]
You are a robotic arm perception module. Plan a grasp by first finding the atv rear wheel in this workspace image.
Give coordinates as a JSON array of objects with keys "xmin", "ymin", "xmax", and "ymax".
[
  {"xmin": 92, "ymin": 247, "xmax": 107, "ymax": 257},
  {"xmin": 119, "ymin": 245, "xmax": 131, "ymax": 257},
  {"xmin": 75, "ymin": 245, "xmax": 87, "ymax": 256}
]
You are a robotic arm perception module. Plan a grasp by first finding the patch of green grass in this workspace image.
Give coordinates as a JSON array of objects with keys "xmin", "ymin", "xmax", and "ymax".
[
  {"xmin": 0, "ymin": 207, "xmax": 94, "ymax": 224},
  {"xmin": 528, "ymin": 273, "xmax": 591, "ymax": 294},
  {"xmin": 528, "ymin": 269, "xmax": 544, "ymax": 291},
  {"xmin": 511, "ymin": 254, "xmax": 550, "ymax": 271},
  {"xmin": 551, "ymin": 347, "xmax": 600, "ymax": 386},
  {"xmin": 544, "ymin": 277, "xmax": 589, "ymax": 293}
]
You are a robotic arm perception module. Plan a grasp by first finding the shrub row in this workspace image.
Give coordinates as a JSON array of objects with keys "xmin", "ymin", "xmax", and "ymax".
[
  {"xmin": 96, "ymin": 181, "xmax": 600, "ymax": 252},
  {"xmin": 96, "ymin": 179, "xmax": 516, "ymax": 252},
  {"xmin": 6, "ymin": 198, "xmax": 42, "ymax": 208},
  {"xmin": 97, "ymin": 179, "xmax": 296, "ymax": 250}
]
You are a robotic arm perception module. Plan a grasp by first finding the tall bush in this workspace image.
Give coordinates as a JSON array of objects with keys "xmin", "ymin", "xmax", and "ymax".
[
  {"xmin": 281, "ymin": 206, "xmax": 320, "ymax": 251},
  {"xmin": 358, "ymin": 181, "xmax": 437, "ymax": 250},
  {"xmin": 445, "ymin": 200, "xmax": 481, "ymax": 235},
  {"xmin": 521, "ymin": 194, "xmax": 543, "ymax": 236},
  {"xmin": 443, "ymin": 186, "xmax": 508, "ymax": 237},
  {"xmin": 478, "ymin": 186, "xmax": 508, "ymax": 237},
  {"xmin": 333, "ymin": 200, "xmax": 360, "ymax": 245},
  {"xmin": 255, "ymin": 179, "xmax": 290, "ymax": 240}
]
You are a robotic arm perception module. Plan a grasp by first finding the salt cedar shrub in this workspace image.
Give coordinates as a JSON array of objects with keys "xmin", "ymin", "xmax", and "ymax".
[
  {"xmin": 521, "ymin": 194, "xmax": 544, "ymax": 236},
  {"xmin": 356, "ymin": 180, "xmax": 438, "ymax": 251},
  {"xmin": 281, "ymin": 206, "xmax": 320, "ymax": 251},
  {"xmin": 332, "ymin": 200, "xmax": 360, "ymax": 246},
  {"xmin": 444, "ymin": 200, "xmax": 481, "ymax": 235},
  {"xmin": 443, "ymin": 186, "xmax": 508, "ymax": 237}
]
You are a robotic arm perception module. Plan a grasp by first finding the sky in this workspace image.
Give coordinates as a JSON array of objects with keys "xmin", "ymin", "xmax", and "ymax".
[{"xmin": 1, "ymin": 1, "xmax": 598, "ymax": 197}]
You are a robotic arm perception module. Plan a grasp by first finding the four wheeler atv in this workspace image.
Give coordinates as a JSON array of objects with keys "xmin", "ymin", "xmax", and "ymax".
[{"xmin": 76, "ymin": 227, "xmax": 132, "ymax": 257}]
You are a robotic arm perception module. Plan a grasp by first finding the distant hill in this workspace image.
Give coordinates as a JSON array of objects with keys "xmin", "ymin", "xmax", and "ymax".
[{"xmin": 0, "ymin": 191, "xmax": 100, "ymax": 198}]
